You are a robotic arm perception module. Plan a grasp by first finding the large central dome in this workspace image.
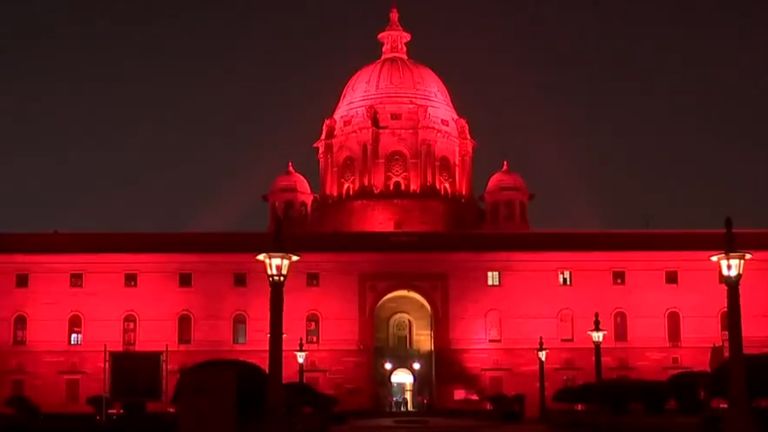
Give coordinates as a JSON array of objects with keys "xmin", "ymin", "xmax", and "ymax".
[
  {"xmin": 334, "ymin": 9, "xmax": 456, "ymax": 118},
  {"xmin": 304, "ymin": 8, "xmax": 484, "ymax": 231},
  {"xmin": 267, "ymin": 8, "xmax": 532, "ymax": 233}
]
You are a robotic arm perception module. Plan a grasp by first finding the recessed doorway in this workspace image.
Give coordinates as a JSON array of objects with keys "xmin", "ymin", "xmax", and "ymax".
[{"xmin": 374, "ymin": 289, "xmax": 433, "ymax": 411}]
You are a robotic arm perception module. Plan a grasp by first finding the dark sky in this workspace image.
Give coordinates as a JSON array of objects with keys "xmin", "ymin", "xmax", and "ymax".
[{"xmin": 1, "ymin": 0, "xmax": 766, "ymax": 232}]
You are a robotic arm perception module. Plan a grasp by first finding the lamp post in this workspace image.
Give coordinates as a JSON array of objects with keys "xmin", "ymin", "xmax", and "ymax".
[
  {"xmin": 256, "ymin": 251, "xmax": 300, "ymax": 413},
  {"xmin": 710, "ymin": 217, "xmax": 753, "ymax": 430},
  {"xmin": 587, "ymin": 312, "xmax": 607, "ymax": 382},
  {"xmin": 536, "ymin": 336, "xmax": 548, "ymax": 419},
  {"xmin": 295, "ymin": 337, "xmax": 307, "ymax": 384}
]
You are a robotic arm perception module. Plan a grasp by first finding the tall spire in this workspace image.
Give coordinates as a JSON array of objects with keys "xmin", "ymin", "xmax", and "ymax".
[{"xmin": 377, "ymin": 8, "xmax": 411, "ymax": 59}]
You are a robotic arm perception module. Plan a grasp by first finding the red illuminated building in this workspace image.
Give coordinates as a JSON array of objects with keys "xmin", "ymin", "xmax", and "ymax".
[{"xmin": 1, "ymin": 9, "xmax": 766, "ymax": 416}]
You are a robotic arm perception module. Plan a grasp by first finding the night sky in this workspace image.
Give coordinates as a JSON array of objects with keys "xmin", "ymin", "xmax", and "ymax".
[{"xmin": 2, "ymin": 0, "xmax": 766, "ymax": 232}]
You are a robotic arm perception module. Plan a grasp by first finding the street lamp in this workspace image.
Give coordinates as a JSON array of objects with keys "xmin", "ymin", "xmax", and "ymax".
[
  {"xmin": 256, "ymin": 251, "xmax": 300, "ymax": 411},
  {"xmin": 587, "ymin": 312, "xmax": 607, "ymax": 381},
  {"xmin": 536, "ymin": 336, "xmax": 548, "ymax": 419},
  {"xmin": 295, "ymin": 337, "xmax": 307, "ymax": 384},
  {"xmin": 411, "ymin": 361, "xmax": 421, "ymax": 371},
  {"xmin": 384, "ymin": 360, "xmax": 393, "ymax": 371},
  {"xmin": 710, "ymin": 217, "xmax": 753, "ymax": 430}
]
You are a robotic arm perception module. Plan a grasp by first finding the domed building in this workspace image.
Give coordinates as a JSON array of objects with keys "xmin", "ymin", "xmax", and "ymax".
[
  {"xmin": 267, "ymin": 8, "xmax": 526, "ymax": 232},
  {"xmin": 1, "ymin": 7, "xmax": 767, "ymax": 420}
]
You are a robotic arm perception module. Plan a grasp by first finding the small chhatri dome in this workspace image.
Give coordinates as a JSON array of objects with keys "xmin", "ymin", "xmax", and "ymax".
[
  {"xmin": 485, "ymin": 161, "xmax": 528, "ymax": 195},
  {"xmin": 269, "ymin": 161, "xmax": 312, "ymax": 196},
  {"xmin": 333, "ymin": 8, "xmax": 455, "ymax": 117}
]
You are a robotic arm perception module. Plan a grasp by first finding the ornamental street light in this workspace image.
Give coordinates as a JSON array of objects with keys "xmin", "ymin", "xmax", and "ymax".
[
  {"xmin": 256, "ymin": 250, "xmax": 300, "ymax": 413},
  {"xmin": 536, "ymin": 336, "xmax": 549, "ymax": 419},
  {"xmin": 587, "ymin": 312, "xmax": 607, "ymax": 382},
  {"xmin": 710, "ymin": 217, "xmax": 753, "ymax": 431},
  {"xmin": 295, "ymin": 337, "xmax": 307, "ymax": 384}
]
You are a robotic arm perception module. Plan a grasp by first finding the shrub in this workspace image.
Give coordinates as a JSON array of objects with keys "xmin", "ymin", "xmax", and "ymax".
[{"xmin": 553, "ymin": 379, "xmax": 668, "ymax": 415}]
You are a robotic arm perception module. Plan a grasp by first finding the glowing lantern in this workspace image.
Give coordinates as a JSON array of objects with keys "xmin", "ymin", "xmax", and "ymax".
[
  {"xmin": 256, "ymin": 252, "xmax": 300, "ymax": 284},
  {"xmin": 294, "ymin": 338, "xmax": 307, "ymax": 365},
  {"xmin": 587, "ymin": 313, "xmax": 607, "ymax": 345},
  {"xmin": 710, "ymin": 252, "xmax": 751, "ymax": 284},
  {"xmin": 412, "ymin": 361, "xmax": 421, "ymax": 371},
  {"xmin": 537, "ymin": 336, "xmax": 548, "ymax": 363},
  {"xmin": 384, "ymin": 361, "xmax": 393, "ymax": 371}
]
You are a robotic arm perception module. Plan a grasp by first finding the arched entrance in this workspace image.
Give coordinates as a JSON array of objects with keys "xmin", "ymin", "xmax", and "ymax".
[
  {"xmin": 390, "ymin": 368, "xmax": 414, "ymax": 411},
  {"xmin": 374, "ymin": 290, "xmax": 433, "ymax": 411}
]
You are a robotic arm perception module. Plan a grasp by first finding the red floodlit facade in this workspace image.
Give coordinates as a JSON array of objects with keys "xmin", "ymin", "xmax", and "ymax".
[{"xmin": 1, "ymin": 9, "xmax": 767, "ymax": 416}]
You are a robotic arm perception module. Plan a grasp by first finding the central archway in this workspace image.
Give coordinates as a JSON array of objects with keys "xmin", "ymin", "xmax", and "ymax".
[{"xmin": 374, "ymin": 290, "xmax": 433, "ymax": 411}]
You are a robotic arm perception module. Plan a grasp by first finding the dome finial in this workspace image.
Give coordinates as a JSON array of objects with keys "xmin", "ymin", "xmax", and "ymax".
[
  {"xmin": 387, "ymin": 8, "xmax": 403, "ymax": 31},
  {"xmin": 501, "ymin": 160, "xmax": 510, "ymax": 172},
  {"xmin": 377, "ymin": 8, "xmax": 411, "ymax": 59},
  {"xmin": 286, "ymin": 161, "xmax": 295, "ymax": 174}
]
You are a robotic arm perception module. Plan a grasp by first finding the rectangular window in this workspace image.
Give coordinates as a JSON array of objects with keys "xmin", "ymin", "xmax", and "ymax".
[
  {"xmin": 558, "ymin": 269, "xmax": 573, "ymax": 286},
  {"xmin": 611, "ymin": 270, "xmax": 626, "ymax": 286},
  {"xmin": 69, "ymin": 273, "xmax": 84, "ymax": 288},
  {"xmin": 665, "ymin": 270, "xmax": 678, "ymax": 285},
  {"xmin": 671, "ymin": 355, "xmax": 681, "ymax": 366},
  {"xmin": 178, "ymin": 272, "xmax": 193, "ymax": 288},
  {"xmin": 124, "ymin": 272, "xmax": 138, "ymax": 288},
  {"xmin": 233, "ymin": 272, "xmax": 248, "ymax": 288},
  {"xmin": 306, "ymin": 272, "xmax": 320, "ymax": 287},
  {"xmin": 64, "ymin": 378, "xmax": 80, "ymax": 404},
  {"xmin": 15, "ymin": 273, "xmax": 29, "ymax": 288},
  {"xmin": 486, "ymin": 271, "xmax": 501, "ymax": 287},
  {"xmin": 11, "ymin": 378, "xmax": 24, "ymax": 396}
]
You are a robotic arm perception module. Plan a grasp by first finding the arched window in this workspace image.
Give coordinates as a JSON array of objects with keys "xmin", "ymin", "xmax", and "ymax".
[
  {"xmin": 68, "ymin": 314, "xmax": 83, "ymax": 345},
  {"xmin": 232, "ymin": 313, "xmax": 247, "ymax": 345},
  {"xmin": 613, "ymin": 311, "xmax": 628, "ymax": 342},
  {"xmin": 389, "ymin": 314, "xmax": 412, "ymax": 350},
  {"xmin": 719, "ymin": 309, "xmax": 728, "ymax": 343},
  {"xmin": 339, "ymin": 156, "xmax": 356, "ymax": 198},
  {"xmin": 305, "ymin": 312, "xmax": 320, "ymax": 345},
  {"xmin": 666, "ymin": 310, "xmax": 682, "ymax": 347},
  {"xmin": 558, "ymin": 309, "xmax": 574, "ymax": 342},
  {"xmin": 122, "ymin": 314, "xmax": 137, "ymax": 350},
  {"xmin": 177, "ymin": 313, "xmax": 193, "ymax": 345},
  {"xmin": 486, "ymin": 309, "xmax": 502, "ymax": 343},
  {"xmin": 12, "ymin": 314, "xmax": 27, "ymax": 346},
  {"xmin": 385, "ymin": 151, "xmax": 409, "ymax": 192},
  {"xmin": 438, "ymin": 156, "xmax": 453, "ymax": 196}
]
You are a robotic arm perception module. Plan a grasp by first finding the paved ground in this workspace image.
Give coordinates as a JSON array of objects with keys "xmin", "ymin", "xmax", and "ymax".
[{"xmin": 334, "ymin": 417, "xmax": 548, "ymax": 432}]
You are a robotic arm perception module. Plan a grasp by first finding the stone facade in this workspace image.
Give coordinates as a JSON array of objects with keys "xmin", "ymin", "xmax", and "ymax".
[{"xmin": 1, "ymin": 234, "xmax": 767, "ymax": 416}]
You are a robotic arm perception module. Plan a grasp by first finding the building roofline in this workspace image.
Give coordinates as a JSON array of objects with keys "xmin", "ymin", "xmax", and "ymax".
[{"xmin": 0, "ymin": 230, "xmax": 767, "ymax": 254}]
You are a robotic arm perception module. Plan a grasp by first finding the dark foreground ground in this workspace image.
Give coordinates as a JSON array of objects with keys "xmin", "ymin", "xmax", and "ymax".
[{"xmin": 0, "ymin": 410, "xmax": 758, "ymax": 432}]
